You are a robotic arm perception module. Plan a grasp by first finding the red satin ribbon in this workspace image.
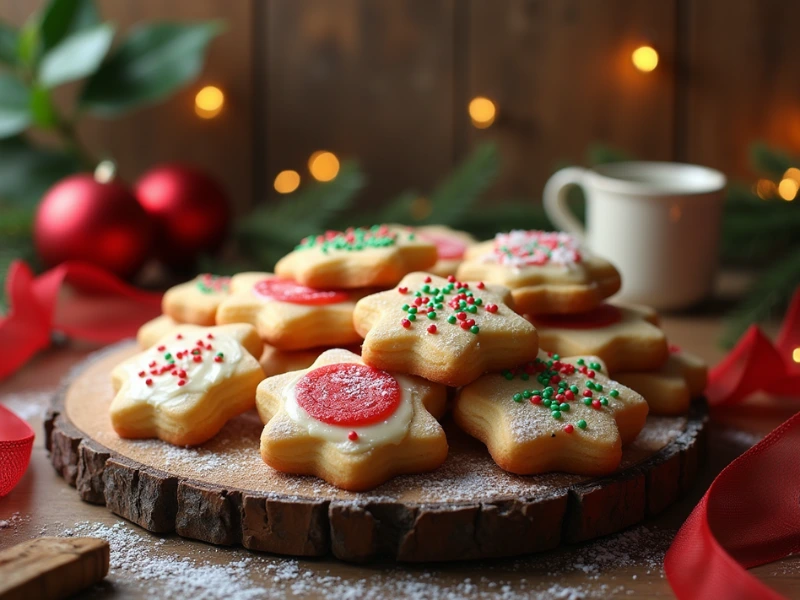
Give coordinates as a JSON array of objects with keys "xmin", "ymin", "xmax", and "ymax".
[
  {"xmin": 666, "ymin": 287, "xmax": 800, "ymax": 599},
  {"xmin": 0, "ymin": 260, "xmax": 162, "ymax": 380}
]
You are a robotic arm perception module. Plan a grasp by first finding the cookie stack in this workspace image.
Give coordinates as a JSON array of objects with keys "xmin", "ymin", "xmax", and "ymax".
[{"xmin": 457, "ymin": 230, "xmax": 707, "ymax": 416}]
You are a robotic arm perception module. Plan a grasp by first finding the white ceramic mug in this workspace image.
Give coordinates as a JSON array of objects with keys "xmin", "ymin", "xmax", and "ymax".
[{"xmin": 543, "ymin": 161, "xmax": 726, "ymax": 310}]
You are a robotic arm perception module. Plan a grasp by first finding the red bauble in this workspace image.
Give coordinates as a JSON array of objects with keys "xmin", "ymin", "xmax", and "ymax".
[
  {"xmin": 34, "ymin": 174, "xmax": 153, "ymax": 278},
  {"xmin": 135, "ymin": 164, "xmax": 230, "ymax": 267}
]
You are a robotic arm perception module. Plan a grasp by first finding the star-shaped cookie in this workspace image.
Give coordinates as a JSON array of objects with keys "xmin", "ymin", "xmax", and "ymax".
[
  {"xmin": 137, "ymin": 314, "xmax": 180, "ymax": 348},
  {"xmin": 162, "ymin": 273, "xmax": 232, "ymax": 325},
  {"xmin": 275, "ymin": 224, "xmax": 438, "ymax": 289},
  {"xmin": 456, "ymin": 230, "xmax": 621, "ymax": 315},
  {"xmin": 353, "ymin": 272, "xmax": 539, "ymax": 387},
  {"xmin": 530, "ymin": 304, "xmax": 668, "ymax": 373},
  {"xmin": 453, "ymin": 351, "xmax": 648, "ymax": 475},
  {"xmin": 110, "ymin": 324, "xmax": 264, "ymax": 447},
  {"xmin": 614, "ymin": 346, "xmax": 707, "ymax": 415},
  {"xmin": 256, "ymin": 348, "xmax": 448, "ymax": 491},
  {"xmin": 414, "ymin": 225, "xmax": 476, "ymax": 278},
  {"xmin": 215, "ymin": 272, "xmax": 367, "ymax": 350},
  {"xmin": 258, "ymin": 343, "xmax": 362, "ymax": 378}
]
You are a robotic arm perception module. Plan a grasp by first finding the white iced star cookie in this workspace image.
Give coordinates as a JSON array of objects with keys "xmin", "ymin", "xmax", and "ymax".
[
  {"xmin": 530, "ymin": 304, "xmax": 668, "ymax": 373},
  {"xmin": 614, "ymin": 346, "xmax": 707, "ymax": 415},
  {"xmin": 414, "ymin": 225, "xmax": 476, "ymax": 277},
  {"xmin": 453, "ymin": 351, "xmax": 648, "ymax": 476},
  {"xmin": 215, "ymin": 272, "xmax": 367, "ymax": 350},
  {"xmin": 110, "ymin": 324, "xmax": 264, "ymax": 447},
  {"xmin": 353, "ymin": 272, "xmax": 539, "ymax": 387},
  {"xmin": 256, "ymin": 348, "xmax": 448, "ymax": 491},
  {"xmin": 162, "ymin": 273, "xmax": 232, "ymax": 325},
  {"xmin": 275, "ymin": 224, "xmax": 438, "ymax": 289},
  {"xmin": 456, "ymin": 230, "xmax": 621, "ymax": 315}
]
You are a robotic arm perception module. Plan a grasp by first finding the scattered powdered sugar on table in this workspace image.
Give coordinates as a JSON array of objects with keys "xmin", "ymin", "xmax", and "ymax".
[
  {"xmin": 58, "ymin": 520, "xmax": 673, "ymax": 599},
  {"xmin": 1, "ymin": 390, "xmax": 52, "ymax": 422}
]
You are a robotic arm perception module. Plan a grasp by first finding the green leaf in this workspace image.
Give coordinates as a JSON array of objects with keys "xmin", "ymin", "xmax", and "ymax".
[
  {"xmin": 39, "ymin": 0, "xmax": 99, "ymax": 52},
  {"xmin": 39, "ymin": 23, "xmax": 114, "ymax": 88},
  {"xmin": 0, "ymin": 21, "xmax": 19, "ymax": 66},
  {"xmin": 0, "ymin": 75, "xmax": 31, "ymax": 138},
  {"xmin": 0, "ymin": 136, "xmax": 81, "ymax": 206},
  {"xmin": 80, "ymin": 22, "xmax": 223, "ymax": 117},
  {"xmin": 29, "ymin": 85, "xmax": 58, "ymax": 129},
  {"xmin": 721, "ymin": 247, "xmax": 800, "ymax": 348},
  {"xmin": 17, "ymin": 17, "xmax": 40, "ymax": 68}
]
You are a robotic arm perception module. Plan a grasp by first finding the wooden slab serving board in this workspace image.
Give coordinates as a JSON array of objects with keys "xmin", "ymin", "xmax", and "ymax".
[{"xmin": 45, "ymin": 342, "xmax": 707, "ymax": 563}]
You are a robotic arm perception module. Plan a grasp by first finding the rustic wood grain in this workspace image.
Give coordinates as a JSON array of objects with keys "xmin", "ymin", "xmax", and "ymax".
[
  {"xmin": 463, "ymin": 0, "xmax": 678, "ymax": 199},
  {"xmin": 260, "ymin": 0, "xmax": 456, "ymax": 206},
  {"xmin": 684, "ymin": 0, "xmax": 800, "ymax": 177},
  {"xmin": 44, "ymin": 342, "xmax": 707, "ymax": 563},
  {"xmin": 0, "ymin": 537, "xmax": 109, "ymax": 600}
]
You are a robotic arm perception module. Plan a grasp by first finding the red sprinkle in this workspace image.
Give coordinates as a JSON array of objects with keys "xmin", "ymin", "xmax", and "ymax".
[
  {"xmin": 138, "ymin": 371, "xmax": 145, "ymax": 378},
  {"xmin": 214, "ymin": 356, "xmax": 223, "ymax": 362},
  {"xmin": 176, "ymin": 334, "xmax": 183, "ymax": 340},
  {"xmin": 424, "ymin": 275, "xmax": 432, "ymax": 283},
  {"xmin": 477, "ymin": 281, "xmax": 485, "ymax": 289},
  {"xmin": 550, "ymin": 375, "xmax": 561, "ymax": 384},
  {"xmin": 348, "ymin": 431, "xmax": 359, "ymax": 441},
  {"xmin": 178, "ymin": 379, "xmax": 186, "ymax": 386},
  {"xmin": 460, "ymin": 321, "xmax": 470, "ymax": 330},
  {"xmin": 401, "ymin": 319, "xmax": 411, "ymax": 329},
  {"xmin": 145, "ymin": 378, "xmax": 153, "ymax": 386},
  {"xmin": 178, "ymin": 370, "xmax": 187, "ymax": 378},
  {"xmin": 587, "ymin": 370, "xmax": 596, "ymax": 378},
  {"xmin": 486, "ymin": 304, "xmax": 498, "ymax": 314},
  {"xmin": 157, "ymin": 345, "xmax": 166, "ymax": 351},
  {"xmin": 447, "ymin": 275, "xmax": 456, "ymax": 282},
  {"xmin": 555, "ymin": 393, "xmax": 565, "ymax": 402},
  {"xmin": 564, "ymin": 390, "xmax": 575, "ymax": 401},
  {"xmin": 398, "ymin": 286, "xmax": 408, "ymax": 294},
  {"xmin": 564, "ymin": 424, "xmax": 574, "ymax": 433},
  {"xmin": 583, "ymin": 390, "xmax": 593, "ymax": 397},
  {"xmin": 592, "ymin": 399, "xmax": 601, "ymax": 409},
  {"xmin": 193, "ymin": 355, "xmax": 203, "ymax": 363},
  {"xmin": 427, "ymin": 324, "xmax": 437, "ymax": 334},
  {"xmin": 457, "ymin": 312, "xmax": 467, "ymax": 320},
  {"xmin": 207, "ymin": 333, "xmax": 214, "ymax": 339},
  {"xmin": 531, "ymin": 395, "xmax": 542, "ymax": 404}
]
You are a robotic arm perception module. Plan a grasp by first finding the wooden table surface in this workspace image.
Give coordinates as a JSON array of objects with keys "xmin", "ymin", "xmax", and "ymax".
[{"xmin": 2, "ymin": 304, "xmax": 799, "ymax": 598}]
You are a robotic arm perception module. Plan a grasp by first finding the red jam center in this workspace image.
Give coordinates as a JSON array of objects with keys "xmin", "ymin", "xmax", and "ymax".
[
  {"xmin": 295, "ymin": 363, "xmax": 402, "ymax": 426},
  {"xmin": 253, "ymin": 278, "xmax": 348, "ymax": 305},
  {"xmin": 419, "ymin": 232, "xmax": 468, "ymax": 260},
  {"xmin": 533, "ymin": 304, "xmax": 623, "ymax": 330}
]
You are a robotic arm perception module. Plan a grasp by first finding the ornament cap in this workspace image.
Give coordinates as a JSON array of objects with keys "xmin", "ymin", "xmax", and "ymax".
[{"xmin": 94, "ymin": 160, "xmax": 118, "ymax": 184}]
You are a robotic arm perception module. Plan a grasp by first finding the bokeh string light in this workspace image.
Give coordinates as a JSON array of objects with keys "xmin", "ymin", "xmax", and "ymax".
[
  {"xmin": 778, "ymin": 176, "xmax": 799, "ymax": 201},
  {"xmin": 274, "ymin": 170, "xmax": 300, "ymax": 194},
  {"xmin": 469, "ymin": 97, "xmax": 497, "ymax": 129},
  {"xmin": 631, "ymin": 46, "xmax": 659, "ymax": 72},
  {"xmin": 308, "ymin": 151, "xmax": 340, "ymax": 182},
  {"xmin": 195, "ymin": 85, "xmax": 224, "ymax": 119}
]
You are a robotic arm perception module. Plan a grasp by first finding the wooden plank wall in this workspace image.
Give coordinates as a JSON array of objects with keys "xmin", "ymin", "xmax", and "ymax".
[{"xmin": 1, "ymin": 0, "xmax": 798, "ymax": 212}]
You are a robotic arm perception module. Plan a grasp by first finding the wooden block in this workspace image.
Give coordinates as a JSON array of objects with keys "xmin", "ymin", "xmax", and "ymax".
[{"xmin": 0, "ymin": 537, "xmax": 109, "ymax": 600}]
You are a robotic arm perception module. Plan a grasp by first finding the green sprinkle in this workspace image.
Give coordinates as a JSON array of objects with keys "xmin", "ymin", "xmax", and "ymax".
[
  {"xmin": 543, "ymin": 399, "xmax": 552, "ymax": 408},
  {"xmin": 610, "ymin": 389, "xmax": 620, "ymax": 398},
  {"xmin": 523, "ymin": 390, "xmax": 532, "ymax": 399},
  {"xmin": 402, "ymin": 304, "xmax": 409, "ymax": 311},
  {"xmin": 448, "ymin": 315, "xmax": 457, "ymax": 324},
  {"xmin": 408, "ymin": 314, "xmax": 416, "ymax": 321},
  {"xmin": 589, "ymin": 361, "xmax": 602, "ymax": 371},
  {"xmin": 513, "ymin": 393, "xmax": 523, "ymax": 402},
  {"xmin": 164, "ymin": 353, "xmax": 172, "ymax": 360},
  {"xmin": 577, "ymin": 419, "xmax": 587, "ymax": 429},
  {"xmin": 427, "ymin": 311, "xmax": 437, "ymax": 319},
  {"xmin": 570, "ymin": 385, "xmax": 579, "ymax": 394},
  {"xmin": 559, "ymin": 402, "xmax": 570, "ymax": 411},
  {"xmin": 503, "ymin": 371, "xmax": 514, "ymax": 380},
  {"xmin": 577, "ymin": 358, "xmax": 585, "ymax": 366},
  {"xmin": 470, "ymin": 325, "xmax": 480, "ymax": 334},
  {"xmin": 520, "ymin": 372, "xmax": 529, "ymax": 381},
  {"xmin": 435, "ymin": 303, "xmax": 444, "ymax": 310},
  {"xmin": 552, "ymin": 354, "xmax": 560, "ymax": 360},
  {"xmin": 475, "ymin": 298, "xmax": 483, "ymax": 306},
  {"xmin": 583, "ymin": 398, "xmax": 592, "ymax": 406},
  {"xmin": 422, "ymin": 284, "xmax": 430, "ymax": 293},
  {"xmin": 551, "ymin": 410, "xmax": 562, "ymax": 419},
  {"xmin": 586, "ymin": 381, "xmax": 595, "ymax": 390},
  {"xmin": 600, "ymin": 397, "xmax": 609, "ymax": 406},
  {"xmin": 595, "ymin": 383, "xmax": 603, "ymax": 392}
]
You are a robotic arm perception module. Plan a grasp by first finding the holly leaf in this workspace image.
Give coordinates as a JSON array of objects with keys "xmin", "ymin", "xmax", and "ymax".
[
  {"xmin": 0, "ymin": 75, "xmax": 31, "ymax": 138},
  {"xmin": 39, "ymin": 0, "xmax": 100, "ymax": 52},
  {"xmin": 0, "ymin": 136, "xmax": 81, "ymax": 206},
  {"xmin": 80, "ymin": 22, "xmax": 223, "ymax": 117},
  {"xmin": 29, "ymin": 85, "xmax": 58, "ymax": 129},
  {"xmin": 39, "ymin": 23, "xmax": 114, "ymax": 88},
  {"xmin": 0, "ymin": 21, "xmax": 18, "ymax": 66}
]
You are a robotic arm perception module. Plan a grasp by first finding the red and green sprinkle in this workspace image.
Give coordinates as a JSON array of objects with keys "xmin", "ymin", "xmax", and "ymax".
[
  {"xmin": 196, "ymin": 273, "xmax": 231, "ymax": 294},
  {"xmin": 296, "ymin": 224, "xmax": 413, "ymax": 254},
  {"xmin": 398, "ymin": 275, "xmax": 494, "ymax": 335}
]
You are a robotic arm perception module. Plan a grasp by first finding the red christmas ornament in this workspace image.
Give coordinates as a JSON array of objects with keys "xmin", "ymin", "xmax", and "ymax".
[
  {"xmin": 33, "ymin": 171, "xmax": 153, "ymax": 278},
  {"xmin": 135, "ymin": 164, "xmax": 230, "ymax": 267}
]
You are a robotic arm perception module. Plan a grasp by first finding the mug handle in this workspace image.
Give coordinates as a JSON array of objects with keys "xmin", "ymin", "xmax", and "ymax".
[{"xmin": 543, "ymin": 167, "xmax": 587, "ymax": 240}]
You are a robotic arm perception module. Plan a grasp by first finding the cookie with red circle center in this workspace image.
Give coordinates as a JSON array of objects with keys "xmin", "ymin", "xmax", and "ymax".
[
  {"xmin": 216, "ymin": 272, "xmax": 368, "ymax": 351},
  {"xmin": 161, "ymin": 273, "xmax": 232, "ymax": 326},
  {"xmin": 275, "ymin": 224, "xmax": 438, "ymax": 289},
  {"xmin": 256, "ymin": 348, "xmax": 448, "ymax": 491},
  {"xmin": 530, "ymin": 304, "xmax": 668, "ymax": 374},
  {"xmin": 457, "ymin": 230, "xmax": 621, "ymax": 315},
  {"xmin": 453, "ymin": 351, "xmax": 648, "ymax": 476},
  {"xmin": 415, "ymin": 225, "xmax": 476, "ymax": 277}
]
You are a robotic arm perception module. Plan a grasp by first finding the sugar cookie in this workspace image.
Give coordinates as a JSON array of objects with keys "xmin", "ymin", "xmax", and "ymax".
[
  {"xmin": 354, "ymin": 272, "xmax": 539, "ymax": 387},
  {"xmin": 453, "ymin": 351, "xmax": 648, "ymax": 476},
  {"xmin": 162, "ymin": 273, "xmax": 232, "ymax": 325},
  {"xmin": 530, "ymin": 304, "xmax": 668, "ymax": 373},
  {"xmin": 258, "ymin": 343, "xmax": 362, "ymax": 378},
  {"xmin": 216, "ymin": 272, "xmax": 366, "ymax": 350},
  {"xmin": 614, "ymin": 346, "xmax": 707, "ymax": 415},
  {"xmin": 110, "ymin": 324, "xmax": 264, "ymax": 446},
  {"xmin": 137, "ymin": 314, "xmax": 180, "ymax": 348},
  {"xmin": 415, "ymin": 225, "xmax": 476, "ymax": 278},
  {"xmin": 456, "ymin": 230, "xmax": 621, "ymax": 315},
  {"xmin": 275, "ymin": 224, "xmax": 437, "ymax": 289},
  {"xmin": 256, "ymin": 348, "xmax": 448, "ymax": 491}
]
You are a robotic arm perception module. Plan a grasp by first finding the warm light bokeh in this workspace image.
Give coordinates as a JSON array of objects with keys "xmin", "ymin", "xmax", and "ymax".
[
  {"xmin": 274, "ymin": 170, "xmax": 300, "ymax": 194},
  {"xmin": 469, "ymin": 97, "xmax": 497, "ymax": 129},
  {"xmin": 778, "ymin": 177, "xmax": 798, "ymax": 201},
  {"xmin": 308, "ymin": 151, "xmax": 340, "ymax": 182},
  {"xmin": 632, "ymin": 46, "xmax": 659, "ymax": 72},
  {"xmin": 793, "ymin": 347, "xmax": 800, "ymax": 363},
  {"xmin": 195, "ymin": 85, "xmax": 224, "ymax": 119},
  {"xmin": 756, "ymin": 179, "xmax": 776, "ymax": 200}
]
